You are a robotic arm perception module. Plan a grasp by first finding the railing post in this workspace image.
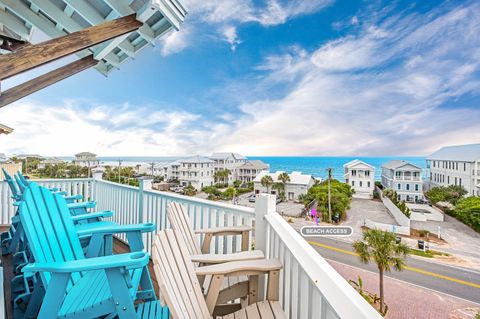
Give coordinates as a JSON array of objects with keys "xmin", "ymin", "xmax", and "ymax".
[
  {"xmin": 254, "ymin": 193, "xmax": 276, "ymax": 301},
  {"xmin": 91, "ymin": 168, "xmax": 104, "ymax": 201},
  {"xmin": 137, "ymin": 177, "xmax": 152, "ymax": 224}
]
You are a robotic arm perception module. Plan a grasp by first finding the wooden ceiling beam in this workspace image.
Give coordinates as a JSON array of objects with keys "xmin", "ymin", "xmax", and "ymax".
[
  {"xmin": 0, "ymin": 55, "xmax": 97, "ymax": 108},
  {"xmin": 0, "ymin": 14, "xmax": 142, "ymax": 80}
]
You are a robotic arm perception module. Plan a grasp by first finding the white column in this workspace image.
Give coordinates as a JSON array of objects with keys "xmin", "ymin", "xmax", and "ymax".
[
  {"xmin": 254, "ymin": 193, "xmax": 276, "ymax": 301},
  {"xmin": 92, "ymin": 168, "xmax": 104, "ymax": 181}
]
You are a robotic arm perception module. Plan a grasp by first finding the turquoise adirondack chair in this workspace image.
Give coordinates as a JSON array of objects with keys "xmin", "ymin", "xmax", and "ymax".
[{"xmin": 18, "ymin": 183, "xmax": 168, "ymax": 319}]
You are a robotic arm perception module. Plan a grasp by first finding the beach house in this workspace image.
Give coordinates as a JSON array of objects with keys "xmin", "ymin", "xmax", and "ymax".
[
  {"xmin": 343, "ymin": 159, "xmax": 375, "ymax": 199},
  {"xmin": 209, "ymin": 152, "xmax": 247, "ymax": 184},
  {"xmin": 236, "ymin": 160, "xmax": 269, "ymax": 183},
  {"xmin": 426, "ymin": 143, "xmax": 480, "ymax": 196},
  {"xmin": 38, "ymin": 157, "xmax": 65, "ymax": 169},
  {"xmin": 178, "ymin": 156, "xmax": 214, "ymax": 190},
  {"xmin": 253, "ymin": 171, "xmax": 316, "ymax": 201},
  {"xmin": 162, "ymin": 161, "xmax": 181, "ymax": 181},
  {"xmin": 381, "ymin": 160, "xmax": 424, "ymax": 202},
  {"xmin": 73, "ymin": 152, "xmax": 99, "ymax": 168}
]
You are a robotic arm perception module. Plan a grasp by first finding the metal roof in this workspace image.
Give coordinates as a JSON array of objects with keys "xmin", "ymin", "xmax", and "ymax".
[
  {"xmin": 0, "ymin": 0, "xmax": 187, "ymax": 75},
  {"xmin": 238, "ymin": 160, "xmax": 269, "ymax": 170},
  {"xmin": 343, "ymin": 159, "xmax": 375, "ymax": 170},
  {"xmin": 427, "ymin": 143, "xmax": 480, "ymax": 162},
  {"xmin": 209, "ymin": 152, "xmax": 247, "ymax": 160},
  {"xmin": 253, "ymin": 170, "xmax": 315, "ymax": 186},
  {"xmin": 381, "ymin": 160, "xmax": 421, "ymax": 170},
  {"xmin": 179, "ymin": 155, "xmax": 214, "ymax": 164}
]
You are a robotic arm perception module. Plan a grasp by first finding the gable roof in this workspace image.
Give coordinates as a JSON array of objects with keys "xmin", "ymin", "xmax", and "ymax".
[
  {"xmin": 209, "ymin": 152, "xmax": 246, "ymax": 160},
  {"xmin": 343, "ymin": 159, "xmax": 375, "ymax": 170},
  {"xmin": 382, "ymin": 160, "xmax": 421, "ymax": 170},
  {"xmin": 427, "ymin": 144, "xmax": 480, "ymax": 161},
  {"xmin": 179, "ymin": 155, "xmax": 214, "ymax": 164},
  {"xmin": 238, "ymin": 160, "xmax": 269, "ymax": 170},
  {"xmin": 75, "ymin": 152, "xmax": 97, "ymax": 157}
]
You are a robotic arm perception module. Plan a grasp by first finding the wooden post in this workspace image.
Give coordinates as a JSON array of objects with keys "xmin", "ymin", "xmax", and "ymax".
[
  {"xmin": 0, "ymin": 14, "xmax": 142, "ymax": 80},
  {"xmin": 0, "ymin": 56, "xmax": 97, "ymax": 108}
]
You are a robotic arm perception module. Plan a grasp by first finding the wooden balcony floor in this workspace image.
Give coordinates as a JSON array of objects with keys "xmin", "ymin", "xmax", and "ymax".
[{"xmin": 0, "ymin": 228, "xmax": 158, "ymax": 319}]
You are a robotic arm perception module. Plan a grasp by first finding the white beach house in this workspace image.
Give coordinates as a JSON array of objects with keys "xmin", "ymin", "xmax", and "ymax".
[
  {"xmin": 253, "ymin": 171, "xmax": 316, "ymax": 201},
  {"xmin": 236, "ymin": 160, "xmax": 269, "ymax": 183},
  {"xmin": 209, "ymin": 152, "xmax": 247, "ymax": 184},
  {"xmin": 178, "ymin": 156, "xmax": 214, "ymax": 190},
  {"xmin": 162, "ymin": 161, "xmax": 181, "ymax": 181},
  {"xmin": 343, "ymin": 159, "xmax": 375, "ymax": 199},
  {"xmin": 426, "ymin": 143, "xmax": 480, "ymax": 196},
  {"xmin": 381, "ymin": 160, "xmax": 424, "ymax": 202},
  {"xmin": 73, "ymin": 152, "xmax": 99, "ymax": 168}
]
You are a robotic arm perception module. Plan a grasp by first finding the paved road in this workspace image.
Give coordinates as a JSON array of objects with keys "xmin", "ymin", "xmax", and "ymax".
[{"xmin": 308, "ymin": 236, "xmax": 480, "ymax": 304}]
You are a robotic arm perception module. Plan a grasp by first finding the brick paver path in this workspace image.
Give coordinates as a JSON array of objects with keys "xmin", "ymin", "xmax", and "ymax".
[{"xmin": 329, "ymin": 259, "xmax": 480, "ymax": 319}]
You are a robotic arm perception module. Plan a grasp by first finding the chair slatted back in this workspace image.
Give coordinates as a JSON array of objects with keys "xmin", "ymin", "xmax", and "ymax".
[
  {"xmin": 2, "ymin": 169, "xmax": 20, "ymax": 199},
  {"xmin": 18, "ymin": 171, "xmax": 30, "ymax": 187},
  {"xmin": 152, "ymin": 229, "xmax": 210, "ymax": 319},
  {"xmin": 19, "ymin": 183, "xmax": 85, "ymax": 287},
  {"xmin": 14, "ymin": 174, "xmax": 26, "ymax": 194},
  {"xmin": 167, "ymin": 202, "xmax": 202, "ymax": 256}
]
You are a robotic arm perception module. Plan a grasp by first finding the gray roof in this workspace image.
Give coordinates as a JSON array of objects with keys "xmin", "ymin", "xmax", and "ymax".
[
  {"xmin": 382, "ymin": 160, "xmax": 421, "ymax": 170},
  {"xmin": 427, "ymin": 144, "xmax": 480, "ymax": 161},
  {"xmin": 210, "ymin": 152, "xmax": 246, "ymax": 160},
  {"xmin": 238, "ymin": 160, "xmax": 269, "ymax": 169},
  {"xmin": 75, "ymin": 152, "xmax": 97, "ymax": 157},
  {"xmin": 179, "ymin": 156, "xmax": 214, "ymax": 164},
  {"xmin": 343, "ymin": 159, "xmax": 375, "ymax": 169}
]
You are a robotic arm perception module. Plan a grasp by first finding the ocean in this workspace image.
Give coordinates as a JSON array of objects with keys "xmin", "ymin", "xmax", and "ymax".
[{"xmin": 60, "ymin": 156, "xmax": 426, "ymax": 181}]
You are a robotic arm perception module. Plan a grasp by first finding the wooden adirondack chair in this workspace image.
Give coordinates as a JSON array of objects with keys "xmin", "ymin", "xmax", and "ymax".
[
  {"xmin": 152, "ymin": 229, "xmax": 286, "ymax": 319},
  {"xmin": 18, "ymin": 183, "xmax": 167, "ymax": 319},
  {"xmin": 167, "ymin": 202, "xmax": 264, "ymax": 264}
]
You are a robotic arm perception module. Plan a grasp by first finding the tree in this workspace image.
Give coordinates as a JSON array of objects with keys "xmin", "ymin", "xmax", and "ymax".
[
  {"xmin": 303, "ymin": 179, "xmax": 353, "ymax": 221},
  {"xmin": 353, "ymin": 229, "xmax": 409, "ymax": 313},
  {"xmin": 277, "ymin": 172, "xmax": 290, "ymax": 201},
  {"xmin": 260, "ymin": 175, "xmax": 274, "ymax": 193},
  {"xmin": 426, "ymin": 185, "xmax": 468, "ymax": 205},
  {"xmin": 183, "ymin": 184, "xmax": 197, "ymax": 196}
]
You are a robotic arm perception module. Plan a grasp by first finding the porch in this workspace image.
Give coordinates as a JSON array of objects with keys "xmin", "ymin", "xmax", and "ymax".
[{"xmin": 0, "ymin": 176, "xmax": 381, "ymax": 318}]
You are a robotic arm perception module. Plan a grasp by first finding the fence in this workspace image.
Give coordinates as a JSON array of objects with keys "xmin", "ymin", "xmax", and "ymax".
[
  {"xmin": 0, "ymin": 178, "xmax": 93, "ymax": 225},
  {"xmin": 364, "ymin": 218, "xmax": 410, "ymax": 236}
]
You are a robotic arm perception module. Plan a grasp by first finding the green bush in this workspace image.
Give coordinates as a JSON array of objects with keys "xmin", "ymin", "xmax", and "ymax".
[
  {"xmin": 375, "ymin": 181, "xmax": 383, "ymax": 190},
  {"xmin": 233, "ymin": 180, "xmax": 242, "ymax": 188},
  {"xmin": 383, "ymin": 189, "xmax": 411, "ymax": 218},
  {"xmin": 426, "ymin": 185, "xmax": 467, "ymax": 205},
  {"xmin": 451, "ymin": 197, "xmax": 480, "ymax": 232}
]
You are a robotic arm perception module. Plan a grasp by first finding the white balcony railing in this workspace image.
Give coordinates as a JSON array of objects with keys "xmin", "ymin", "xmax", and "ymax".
[{"xmin": 1, "ymin": 177, "xmax": 381, "ymax": 318}]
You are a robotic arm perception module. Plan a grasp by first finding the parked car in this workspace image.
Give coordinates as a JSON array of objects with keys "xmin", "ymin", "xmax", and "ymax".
[
  {"xmin": 276, "ymin": 196, "xmax": 282, "ymax": 204},
  {"xmin": 248, "ymin": 194, "xmax": 256, "ymax": 203},
  {"xmin": 415, "ymin": 198, "xmax": 430, "ymax": 205}
]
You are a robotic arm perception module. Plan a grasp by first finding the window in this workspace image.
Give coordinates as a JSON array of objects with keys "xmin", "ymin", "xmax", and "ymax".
[
  {"xmin": 447, "ymin": 176, "xmax": 450, "ymax": 184},
  {"xmin": 415, "ymin": 195, "xmax": 418, "ymax": 201},
  {"xmin": 459, "ymin": 178, "xmax": 462, "ymax": 186},
  {"xmin": 365, "ymin": 170, "xmax": 370, "ymax": 177},
  {"xmin": 415, "ymin": 184, "xmax": 419, "ymax": 191},
  {"xmin": 352, "ymin": 170, "xmax": 356, "ymax": 176},
  {"xmin": 368, "ymin": 181, "xmax": 371, "ymax": 188},
  {"xmin": 455, "ymin": 177, "xmax": 457, "ymax": 185},
  {"xmin": 352, "ymin": 181, "xmax": 355, "ymax": 186},
  {"xmin": 406, "ymin": 184, "xmax": 410, "ymax": 191},
  {"xmin": 464, "ymin": 163, "xmax": 466, "ymax": 171},
  {"xmin": 397, "ymin": 183, "xmax": 401, "ymax": 190},
  {"xmin": 456, "ymin": 162, "xmax": 458, "ymax": 170},
  {"xmin": 360, "ymin": 181, "xmax": 363, "ymax": 187}
]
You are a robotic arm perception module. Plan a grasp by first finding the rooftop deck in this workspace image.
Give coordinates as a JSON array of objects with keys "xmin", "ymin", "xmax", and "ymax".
[{"xmin": 0, "ymin": 177, "xmax": 382, "ymax": 318}]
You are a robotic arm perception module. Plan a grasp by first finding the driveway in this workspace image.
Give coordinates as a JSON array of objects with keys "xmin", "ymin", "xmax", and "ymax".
[{"xmin": 343, "ymin": 198, "xmax": 398, "ymax": 241}]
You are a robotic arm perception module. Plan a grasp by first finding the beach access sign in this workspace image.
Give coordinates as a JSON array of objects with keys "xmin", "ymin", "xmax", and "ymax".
[{"xmin": 300, "ymin": 226, "xmax": 353, "ymax": 237}]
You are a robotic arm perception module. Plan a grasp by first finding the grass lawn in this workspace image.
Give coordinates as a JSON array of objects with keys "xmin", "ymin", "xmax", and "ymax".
[{"xmin": 408, "ymin": 248, "xmax": 450, "ymax": 258}]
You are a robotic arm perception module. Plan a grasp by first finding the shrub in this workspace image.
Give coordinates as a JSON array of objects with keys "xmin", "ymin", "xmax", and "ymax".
[
  {"xmin": 304, "ymin": 179, "xmax": 353, "ymax": 222},
  {"xmin": 233, "ymin": 180, "xmax": 242, "ymax": 188},
  {"xmin": 426, "ymin": 185, "xmax": 467, "ymax": 205},
  {"xmin": 375, "ymin": 181, "xmax": 383, "ymax": 190},
  {"xmin": 383, "ymin": 189, "xmax": 411, "ymax": 218},
  {"xmin": 451, "ymin": 197, "xmax": 480, "ymax": 232}
]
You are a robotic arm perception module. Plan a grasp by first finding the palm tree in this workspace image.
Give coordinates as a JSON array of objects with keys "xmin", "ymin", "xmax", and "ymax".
[
  {"xmin": 260, "ymin": 175, "xmax": 274, "ymax": 193},
  {"xmin": 353, "ymin": 229, "xmax": 409, "ymax": 313},
  {"xmin": 277, "ymin": 172, "xmax": 290, "ymax": 200}
]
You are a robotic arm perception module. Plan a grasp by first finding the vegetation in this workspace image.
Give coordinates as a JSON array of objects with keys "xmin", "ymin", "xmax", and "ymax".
[
  {"xmin": 408, "ymin": 248, "xmax": 450, "ymax": 258},
  {"xmin": 426, "ymin": 185, "xmax": 467, "ymax": 205},
  {"xmin": 213, "ymin": 169, "xmax": 230, "ymax": 185},
  {"xmin": 182, "ymin": 184, "xmax": 197, "ymax": 196},
  {"xmin": 445, "ymin": 196, "xmax": 480, "ymax": 232},
  {"xmin": 375, "ymin": 181, "xmax": 383, "ymax": 190},
  {"xmin": 349, "ymin": 276, "xmax": 388, "ymax": 316},
  {"xmin": 353, "ymin": 229, "xmax": 409, "ymax": 314},
  {"xmin": 103, "ymin": 166, "xmax": 139, "ymax": 187},
  {"xmin": 260, "ymin": 175, "xmax": 274, "ymax": 193},
  {"xmin": 382, "ymin": 189, "xmax": 411, "ymax": 218},
  {"xmin": 202, "ymin": 182, "xmax": 253, "ymax": 201},
  {"xmin": 302, "ymin": 179, "xmax": 353, "ymax": 222}
]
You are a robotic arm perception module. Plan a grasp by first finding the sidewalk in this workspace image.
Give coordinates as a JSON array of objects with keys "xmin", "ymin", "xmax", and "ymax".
[{"xmin": 329, "ymin": 259, "xmax": 480, "ymax": 319}]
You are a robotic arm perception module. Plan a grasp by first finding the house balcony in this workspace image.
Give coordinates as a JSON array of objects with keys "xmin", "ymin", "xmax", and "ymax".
[{"xmin": 0, "ymin": 177, "xmax": 381, "ymax": 318}]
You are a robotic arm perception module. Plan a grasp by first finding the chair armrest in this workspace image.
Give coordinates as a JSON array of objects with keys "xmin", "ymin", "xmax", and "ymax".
[
  {"xmin": 71, "ymin": 210, "xmax": 114, "ymax": 222},
  {"xmin": 191, "ymin": 250, "xmax": 264, "ymax": 264},
  {"xmin": 195, "ymin": 258, "xmax": 282, "ymax": 276},
  {"xmin": 22, "ymin": 252, "xmax": 149, "ymax": 274},
  {"xmin": 64, "ymin": 194, "xmax": 83, "ymax": 201},
  {"xmin": 49, "ymin": 187, "xmax": 60, "ymax": 192},
  {"xmin": 67, "ymin": 201, "xmax": 96, "ymax": 210},
  {"xmin": 13, "ymin": 201, "xmax": 22, "ymax": 207},
  {"xmin": 195, "ymin": 225, "xmax": 252, "ymax": 236},
  {"xmin": 76, "ymin": 223, "xmax": 156, "ymax": 237}
]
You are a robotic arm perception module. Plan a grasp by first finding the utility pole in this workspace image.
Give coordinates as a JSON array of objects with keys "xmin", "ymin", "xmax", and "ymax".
[
  {"xmin": 327, "ymin": 167, "xmax": 333, "ymax": 223},
  {"xmin": 117, "ymin": 159, "xmax": 123, "ymax": 183},
  {"xmin": 150, "ymin": 162, "xmax": 155, "ymax": 178}
]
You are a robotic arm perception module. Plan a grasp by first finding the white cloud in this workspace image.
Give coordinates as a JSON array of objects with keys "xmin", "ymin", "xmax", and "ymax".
[
  {"xmin": 163, "ymin": 0, "xmax": 332, "ymax": 54},
  {"xmin": 222, "ymin": 26, "xmax": 241, "ymax": 51}
]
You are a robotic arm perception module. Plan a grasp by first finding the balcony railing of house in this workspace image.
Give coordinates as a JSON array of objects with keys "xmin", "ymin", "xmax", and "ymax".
[{"xmin": 0, "ymin": 176, "xmax": 381, "ymax": 319}]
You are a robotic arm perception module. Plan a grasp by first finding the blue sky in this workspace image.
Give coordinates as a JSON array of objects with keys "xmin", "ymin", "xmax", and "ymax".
[{"xmin": 1, "ymin": 0, "xmax": 479, "ymax": 156}]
